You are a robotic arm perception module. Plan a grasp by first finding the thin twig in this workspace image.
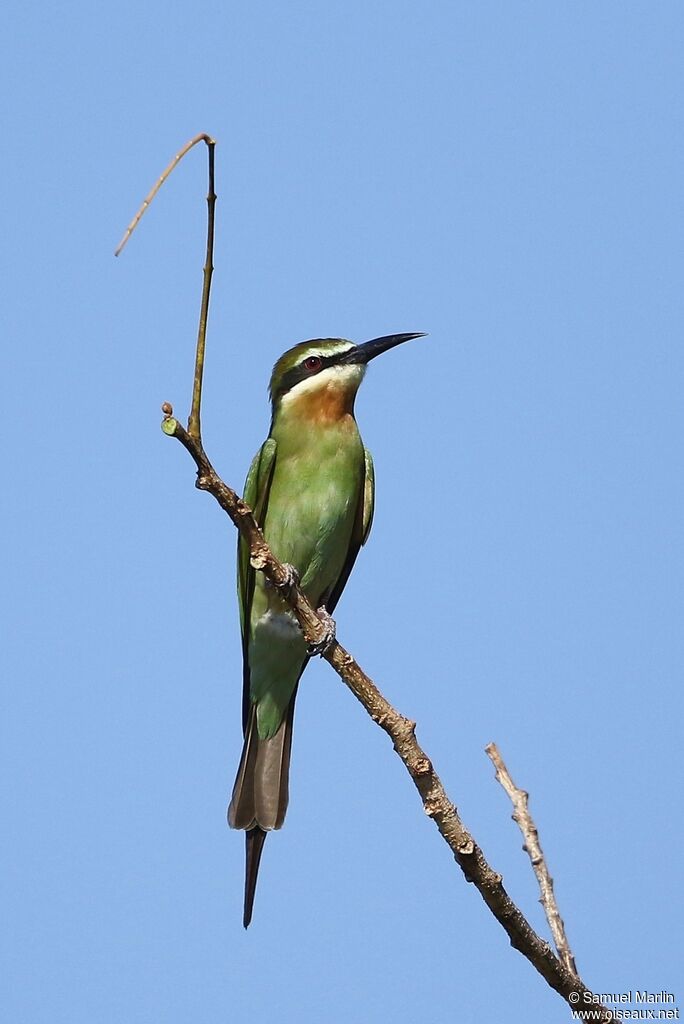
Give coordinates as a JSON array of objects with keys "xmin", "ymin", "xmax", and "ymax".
[
  {"xmin": 485, "ymin": 742, "xmax": 578, "ymax": 976},
  {"xmin": 115, "ymin": 133, "xmax": 216, "ymax": 440},
  {"xmin": 114, "ymin": 132, "xmax": 216, "ymax": 257},
  {"xmin": 187, "ymin": 139, "xmax": 215, "ymax": 440}
]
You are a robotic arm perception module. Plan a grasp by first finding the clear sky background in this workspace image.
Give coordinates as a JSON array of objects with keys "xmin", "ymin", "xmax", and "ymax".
[{"xmin": 2, "ymin": 2, "xmax": 682, "ymax": 1021}]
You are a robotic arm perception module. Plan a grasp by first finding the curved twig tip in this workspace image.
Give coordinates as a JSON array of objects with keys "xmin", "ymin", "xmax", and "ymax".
[{"xmin": 114, "ymin": 132, "xmax": 216, "ymax": 256}]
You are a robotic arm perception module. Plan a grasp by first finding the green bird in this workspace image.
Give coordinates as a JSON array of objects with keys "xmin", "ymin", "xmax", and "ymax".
[{"xmin": 228, "ymin": 331, "xmax": 424, "ymax": 927}]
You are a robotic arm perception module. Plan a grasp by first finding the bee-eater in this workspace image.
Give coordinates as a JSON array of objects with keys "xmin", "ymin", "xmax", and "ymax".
[{"xmin": 228, "ymin": 332, "xmax": 425, "ymax": 927}]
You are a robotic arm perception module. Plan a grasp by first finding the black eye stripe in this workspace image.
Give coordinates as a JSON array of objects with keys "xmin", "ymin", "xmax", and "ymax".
[{"xmin": 275, "ymin": 352, "xmax": 342, "ymax": 398}]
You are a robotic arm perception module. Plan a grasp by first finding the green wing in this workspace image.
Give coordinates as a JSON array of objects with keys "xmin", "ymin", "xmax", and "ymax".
[
  {"xmin": 361, "ymin": 446, "xmax": 375, "ymax": 544},
  {"xmin": 326, "ymin": 446, "xmax": 375, "ymax": 614},
  {"xmin": 238, "ymin": 438, "xmax": 277, "ymax": 730}
]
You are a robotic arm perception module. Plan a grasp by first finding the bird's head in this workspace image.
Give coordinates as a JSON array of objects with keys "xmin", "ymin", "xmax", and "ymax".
[{"xmin": 269, "ymin": 333, "xmax": 426, "ymax": 424}]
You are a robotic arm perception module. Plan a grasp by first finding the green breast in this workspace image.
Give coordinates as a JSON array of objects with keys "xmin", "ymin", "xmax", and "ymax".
[
  {"xmin": 263, "ymin": 418, "xmax": 365, "ymax": 602},
  {"xmin": 245, "ymin": 416, "xmax": 365, "ymax": 738}
]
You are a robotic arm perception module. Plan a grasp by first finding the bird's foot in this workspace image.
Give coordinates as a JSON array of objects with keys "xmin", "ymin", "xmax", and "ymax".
[{"xmin": 308, "ymin": 607, "xmax": 337, "ymax": 656}]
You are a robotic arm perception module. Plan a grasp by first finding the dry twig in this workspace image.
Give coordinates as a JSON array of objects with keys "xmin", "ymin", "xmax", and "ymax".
[
  {"xmin": 114, "ymin": 133, "xmax": 215, "ymax": 258},
  {"xmin": 486, "ymin": 742, "xmax": 578, "ymax": 976}
]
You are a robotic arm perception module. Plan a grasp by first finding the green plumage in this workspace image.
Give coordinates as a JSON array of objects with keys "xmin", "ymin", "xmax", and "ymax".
[
  {"xmin": 227, "ymin": 331, "xmax": 423, "ymax": 928},
  {"xmin": 241, "ymin": 410, "xmax": 373, "ymax": 738}
]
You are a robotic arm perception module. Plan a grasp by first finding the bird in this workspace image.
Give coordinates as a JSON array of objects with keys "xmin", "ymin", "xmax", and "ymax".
[{"xmin": 228, "ymin": 331, "xmax": 425, "ymax": 927}]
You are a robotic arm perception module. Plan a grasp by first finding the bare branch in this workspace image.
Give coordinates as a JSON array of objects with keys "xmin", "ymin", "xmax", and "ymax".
[
  {"xmin": 121, "ymin": 133, "xmax": 612, "ymax": 1023},
  {"xmin": 486, "ymin": 742, "xmax": 578, "ymax": 976},
  {"xmin": 160, "ymin": 410, "xmax": 610, "ymax": 1022}
]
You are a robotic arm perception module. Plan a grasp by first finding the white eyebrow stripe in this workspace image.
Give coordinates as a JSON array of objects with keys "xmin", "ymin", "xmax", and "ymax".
[{"xmin": 301, "ymin": 342, "xmax": 355, "ymax": 361}]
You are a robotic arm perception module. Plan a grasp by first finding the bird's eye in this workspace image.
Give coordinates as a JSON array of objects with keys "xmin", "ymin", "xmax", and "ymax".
[{"xmin": 304, "ymin": 355, "xmax": 322, "ymax": 372}]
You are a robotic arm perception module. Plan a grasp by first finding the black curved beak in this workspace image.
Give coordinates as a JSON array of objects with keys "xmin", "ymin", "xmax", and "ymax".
[{"xmin": 340, "ymin": 332, "xmax": 427, "ymax": 365}]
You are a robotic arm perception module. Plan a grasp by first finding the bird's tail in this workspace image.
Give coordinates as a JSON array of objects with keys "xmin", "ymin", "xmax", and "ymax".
[{"xmin": 228, "ymin": 701, "xmax": 295, "ymax": 928}]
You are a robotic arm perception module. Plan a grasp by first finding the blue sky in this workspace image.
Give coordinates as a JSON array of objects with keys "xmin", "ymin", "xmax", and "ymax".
[{"xmin": 2, "ymin": 2, "xmax": 682, "ymax": 1021}]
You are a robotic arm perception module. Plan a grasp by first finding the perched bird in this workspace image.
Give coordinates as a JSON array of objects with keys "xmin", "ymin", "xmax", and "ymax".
[{"xmin": 228, "ymin": 332, "xmax": 425, "ymax": 927}]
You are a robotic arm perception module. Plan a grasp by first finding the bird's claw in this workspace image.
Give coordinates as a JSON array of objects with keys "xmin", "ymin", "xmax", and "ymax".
[{"xmin": 308, "ymin": 607, "xmax": 336, "ymax": 656}]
